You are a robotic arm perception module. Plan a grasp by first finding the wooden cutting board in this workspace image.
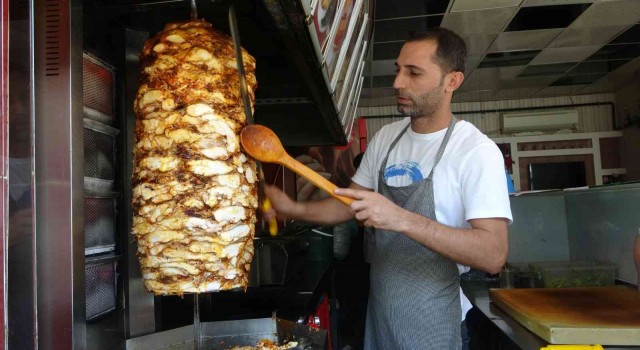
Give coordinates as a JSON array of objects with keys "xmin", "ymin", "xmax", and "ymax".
[{"xmin": 489, "ymin": 286, "xmax": 640, "ymax": 345}]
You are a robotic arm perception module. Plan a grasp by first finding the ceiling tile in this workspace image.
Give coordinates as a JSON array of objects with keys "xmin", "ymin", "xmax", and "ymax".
[
  {"xmin": 548, "ymin": 26, "xmax": 628, "ymax": 48},
  {"xmin": 551, "ymin": 73, "xmax": 607, "ymax": 86},
  {"xmin": 465, "ymin": 55, "xmax": 484, "ymax": 72},
  {"xmin": 535, "ymin": 85, "xmax": 589, "ymax": 97},
  {"xmin": 586, "ymin": 43, "xmax": 640, "ymax": 61},
  {"xmin": 374, "ymin": 15, "xmax": 444, "ymax": 42},
  {"xmin": 375, "ymin": 0, "xmax": 450, "ymax": 20},
  {"xmin": 452, "ymin": 90, "xmax": 496, "ymax": 102},
  {"xmin": 451, "ymin": 0, "xmax": 523, "ymax": 12},
  {"xmin": 570, "ymin": 0, "xmax": 640, "ymax": 28},
  {"xmin": 567, "ymin": 59, "xmax": 631, "ymax": 75},
  {"xmin": 518, "ymin": 63, "xmax": 576, "ymax": 77},
  {"xmin": 370, "ymin": 59, "xmax": 396, "ymax": 77},
  {"xmin": 478, "ymin": 50, "xmax": 540, "ymax": 68},
  {"xmin": 461, "ymin": 66, "xmax": 524, "ymax": 90},
  {"xmin": 373, "ymin": 42, "xmax": 405, "ymax": 60},
  {"xmin": 524, "ymin": 0, "xmax": 594, "ymax": 6},
  {"xmin": 578, "ymin": 80, "xmax": 616, "ymax": 94},
  {"xmin": 502, "ymin": 76, "xmax": 560, "ymax": 88},
  {"xmin": 441, "ymin": 7, "xmax": 518, "ymax": 35},
  {"xmin": 530, "ymin": 45, "xmax": 600, "ymax": 64},
  {"xmin": 461, "ymin": 34, "xmax": 498, "ymax": 55},
  {"xmin": 609, "ymin": 24, "xmax": 640, "ymax": 45},
  {"xmin": 488, "ymin": 29, "xmax": 562, "ymax": 52},
  {"xmin": 607, "ymin": 56, "xmax": 640, "ymax": 89},
  {"xmin": 505, "ymin": 4, "xmax": 591, "ymax": 32},
  {"xmin": 493, "ymin": 87, "xmax": 544, "ymax": 100}
]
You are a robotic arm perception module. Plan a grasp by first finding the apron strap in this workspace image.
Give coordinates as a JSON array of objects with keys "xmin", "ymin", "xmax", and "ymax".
[{"xmin": 378, "ymin": 116, "xmax": 458, "ymax": 181}]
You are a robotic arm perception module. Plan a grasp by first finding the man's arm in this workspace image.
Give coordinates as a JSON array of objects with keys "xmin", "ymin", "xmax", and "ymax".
[
  {"xmin": 265, "ymin": 181, "xmax": 373, "ymax": 226},
  {"xmin": 335, "ymin": 188, "xmax": 508, "ymax": 274}
]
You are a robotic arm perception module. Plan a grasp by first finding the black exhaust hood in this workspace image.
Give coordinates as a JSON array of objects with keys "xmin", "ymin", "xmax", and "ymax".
[{"xmin": 86, "ymin": 0, "xmax": 373, "ymax": 146}]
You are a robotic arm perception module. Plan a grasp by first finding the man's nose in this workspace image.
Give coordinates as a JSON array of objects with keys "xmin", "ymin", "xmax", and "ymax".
[{"xmin": 392, "ymin": 72, "xmax": 404, "ymax": 90}]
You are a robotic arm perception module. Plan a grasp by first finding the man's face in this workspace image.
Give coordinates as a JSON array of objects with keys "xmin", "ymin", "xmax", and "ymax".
[{"xmin": 393, "ymin": 40, "xmax": 448, "ymax": 119}]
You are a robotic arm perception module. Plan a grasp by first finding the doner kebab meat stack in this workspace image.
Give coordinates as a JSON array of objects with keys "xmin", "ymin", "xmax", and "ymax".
[{"xmin": 132, "ymin": 19, "xmax": 258, "ymax": 295}]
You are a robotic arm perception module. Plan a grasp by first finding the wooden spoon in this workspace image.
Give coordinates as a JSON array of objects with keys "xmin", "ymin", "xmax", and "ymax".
[{"xmin": 240, "ymin": 124, "xmax": 354, "ymax": 206}]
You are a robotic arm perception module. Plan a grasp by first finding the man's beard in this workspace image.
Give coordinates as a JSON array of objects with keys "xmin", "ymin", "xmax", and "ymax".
[{"xmin": 396, "ymin": 77, "xmax": 445, "ymax": 119}]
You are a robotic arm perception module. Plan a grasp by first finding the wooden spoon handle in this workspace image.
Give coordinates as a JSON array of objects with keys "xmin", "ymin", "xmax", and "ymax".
[{"xmin": 278, "ymin": 154, "xmax": 354, "ymax": 206}]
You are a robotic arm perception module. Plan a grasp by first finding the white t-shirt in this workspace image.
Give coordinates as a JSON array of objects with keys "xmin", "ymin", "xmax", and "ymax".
[{"xmin": 352, "ymin": 117, "xmax": 513, "ymax": 320}]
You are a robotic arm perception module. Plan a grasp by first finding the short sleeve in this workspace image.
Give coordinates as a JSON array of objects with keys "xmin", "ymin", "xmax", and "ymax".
[
  {"xmin": 351, "ymin": 132, "xmax": 381, "ymax": 190},
  {"xmin": 459, "ymin": 142, "xmax": 513, "ymax": 224}
]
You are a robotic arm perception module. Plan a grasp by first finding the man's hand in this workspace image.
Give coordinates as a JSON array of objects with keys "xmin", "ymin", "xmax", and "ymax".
[
  {"xmin": 335, "ymin": 187, "xmax": 410, "ymax": 231},
  {"xmin": 263, "ymin": 185, "xmax": 299, "ymax": 221}
]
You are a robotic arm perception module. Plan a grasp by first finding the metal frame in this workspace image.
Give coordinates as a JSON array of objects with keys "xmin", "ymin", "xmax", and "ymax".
[
  {"xmin": 34, "ymin": 0, "xmax": 86, "ymax": 348},
  {"xmin": 329, "ymin": 0, "xmax": 365, "ymax": 90},
  {"xmin": 123, "ymin": 28, "xmax": 156, "ymax": 339},
  {"xmin": 336, "ymin": 15, "xmax": 368, "ymax": 109}
]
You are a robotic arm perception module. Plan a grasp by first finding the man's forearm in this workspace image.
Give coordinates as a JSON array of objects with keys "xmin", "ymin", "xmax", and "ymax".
[
  {"xmin": 287, "ymin": 197, "xmax": 354, "ymax": 225},
  {"xmin": 397, "ymin": 211, "xmax": 508, "ymax": 274}
]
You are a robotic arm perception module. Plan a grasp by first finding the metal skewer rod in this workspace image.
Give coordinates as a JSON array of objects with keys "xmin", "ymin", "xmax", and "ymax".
[
  {"xmin": 229, "ymin": 3, "xmax": 276, "ymax": 235},
  {"xmin": 190, "ymin": 0, "xmax": 198, "ymax": 19},
  {"xmin": 193, "ymin": 293, "xmax": 201, "ymax": 350}
]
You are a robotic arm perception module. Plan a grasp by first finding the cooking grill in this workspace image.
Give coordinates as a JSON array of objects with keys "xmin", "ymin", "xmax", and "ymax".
[
  {"xmin": 84, "ymin": 196, "xmax": 117, "ymax": 255},
  {"xmin": 86, "ymin": 254, "xmax": 119, "ymax": 321},
  {"xmin": 83, "ymin": 53, "xmax": 115, "ymax": 119},
  {"xmin": 126, "ymin": 317, "xmax": 326, "ymax": 350},
  {"xmin": 83, "ymin": 124, "xmax": 116, "ymax": 181}
]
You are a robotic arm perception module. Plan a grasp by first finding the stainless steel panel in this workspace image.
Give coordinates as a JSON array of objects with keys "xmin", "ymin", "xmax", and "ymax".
[
  {"xmin": 34, "ymin": 0, "xmax": 86, "ymax": 348},
  {"xmin": 123, "ymin": 28, "xmax": 157, "ymax": 338},
  {"xmin": 7, "ymin": 1, "xmax": 36, "ymax": 349}
]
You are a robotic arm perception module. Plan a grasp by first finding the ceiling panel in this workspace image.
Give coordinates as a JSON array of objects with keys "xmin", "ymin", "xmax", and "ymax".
[
  {"xmin": 375, "ymin": 0, "xmax": 449, "ymax": 20},
  {"xmin": 478, "ymin": 50, "xmax": 540, "ymax": 68},
  {"xmin": 529, "ymin": 45, "xmax": 600, "ymax": 64},
  {"xmin": 452, "ymin": 90, "xmax": 496, "ymax": 102},
  {"xmin": 363, "ymin": 0, "xmax": 640, "ymax": 104},
  {"xmin": 493, "ymin": 87, "xmax": 544, "ymax": 100},
  {"xmin": 523, "ymin": 0, "xmax": 594, "ymax": 6},
  {"xmin": 488, "ymin": 29, "xmax": 562, "ymax": 52},
  {"xmin": 461, "ymin": 33, "xmax": 498, "ymax": 55},
  {"xmin": 460, "ymin": 66, "xmax": 524, "ymax": 91},
  {"xmin": 610, "ymin": 24, "xmax": 640, "ymax": 45},
  {"xmin": 441, "ymin": 7, "xmax": 518, "ymax": 35},
  {"xmin": 586, "ymin": 43, "xmax": 640, "ymax": 61},
  {"xmin": 505, "ymin": 4, "xmax": 590, "ymax": 31},
  {"xmin": 450, "ymin": 0, "xmax": 523, "ymax": 12},
  {"xmin": 518, "ymin": 63, "xmax": 576, "ymax": 77},
  {"xmin": 374, "ymin": 15, "xmax": 444, "ymax": 42},
  {"xmin": 502, "ymin": 76, "xmax": 560, "ymax": 88},
  {"xmin": 548, "ymin": 26, "xmax": 628, "ymax": 48},
  {"xmin": 535, "ymin": 84, "xmax": 589, "ymax": 97},
  {"xmin": 570, "ymin": 0, "xmax": 640, "ymax": 28}
]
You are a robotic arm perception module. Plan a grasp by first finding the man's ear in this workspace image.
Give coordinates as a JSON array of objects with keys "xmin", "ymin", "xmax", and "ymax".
[{"xmin": 445, "ymin": 71, "xmax": 464, "ymax": 93}]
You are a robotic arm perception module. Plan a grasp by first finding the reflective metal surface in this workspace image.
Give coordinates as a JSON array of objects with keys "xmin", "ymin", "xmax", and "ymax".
[
  {"xmin": 34, "ymin": 0, "xmax": 86, "ymax": 348},
  {"xmin": 7, "ymin": 0, "xmax": 36, "ymax": 348},
  {"xmin": 123, "ymin": 28, "xmax": 157, "ymax": 338}
]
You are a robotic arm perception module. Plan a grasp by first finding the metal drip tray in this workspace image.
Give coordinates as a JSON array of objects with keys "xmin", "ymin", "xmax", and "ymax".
[{"xmin": 126, "ymin": 317, "xmax": 326, "ymax": 350}]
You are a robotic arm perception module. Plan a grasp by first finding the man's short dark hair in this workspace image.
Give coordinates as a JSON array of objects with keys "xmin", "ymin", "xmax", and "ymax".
[{"xmin": 406, "ymin": 28, "xmax": 467, "ymax": 74}]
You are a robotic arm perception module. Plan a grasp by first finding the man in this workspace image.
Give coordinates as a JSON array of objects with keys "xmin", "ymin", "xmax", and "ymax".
[{"xmin": 265, "ymin": 28, "xmax": 512, "ymax": 349}]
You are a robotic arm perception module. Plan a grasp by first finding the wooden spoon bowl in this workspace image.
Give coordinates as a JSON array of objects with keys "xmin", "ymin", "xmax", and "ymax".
[{"xmin": 240, "ymin": 124, "xmax": 354, "ymax": 206}]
